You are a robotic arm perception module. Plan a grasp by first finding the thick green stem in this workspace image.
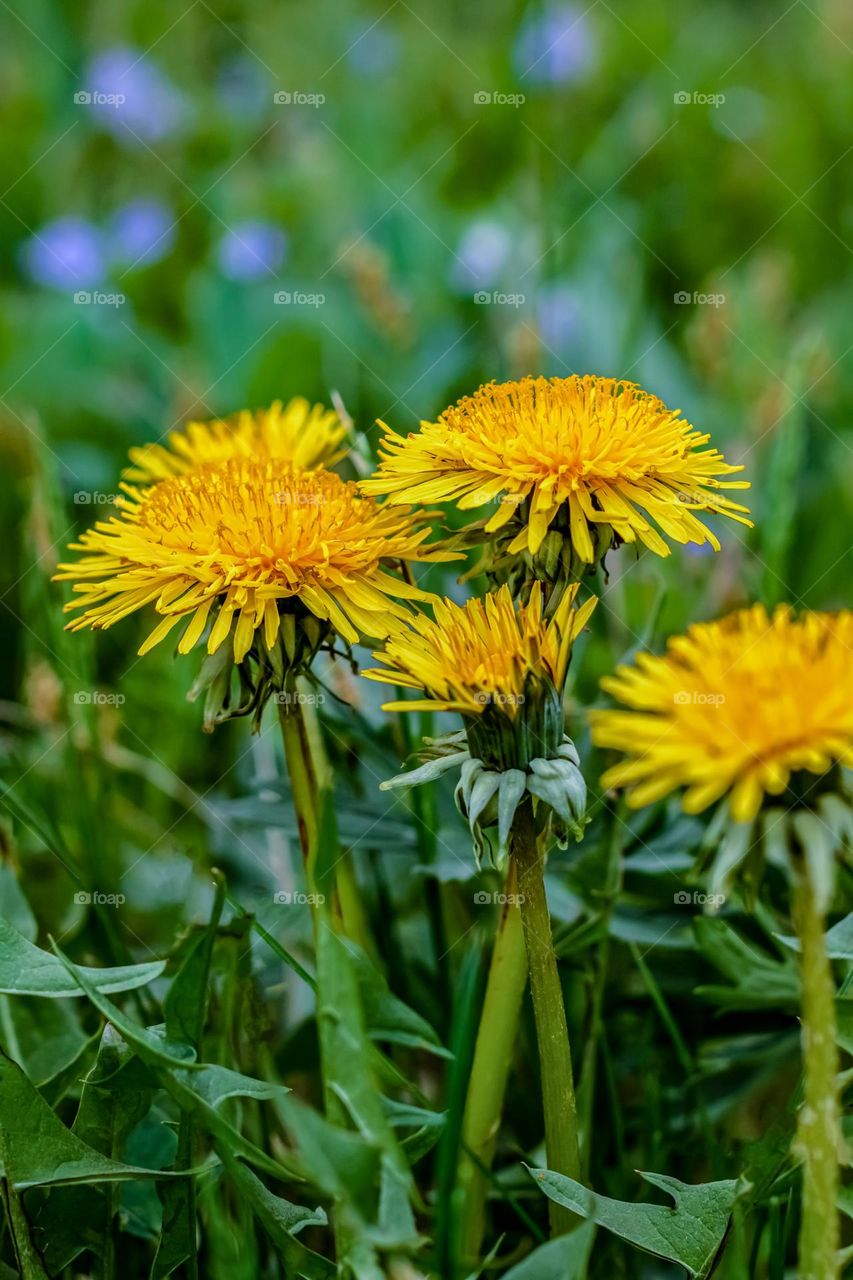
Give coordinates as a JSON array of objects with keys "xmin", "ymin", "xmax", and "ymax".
[
  {"xmin": 512, "ymin": 801, "xmax": 580, "ymax": 1236},
  {"xmin": 795, "ymin": 868, "xmax": 840, "ymax": 1280},
  {"xmin": 458, "ymin": 860, "xmax": 528, "ymax": 1264}
]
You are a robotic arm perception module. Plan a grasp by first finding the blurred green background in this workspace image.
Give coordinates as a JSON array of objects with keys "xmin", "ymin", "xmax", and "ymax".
[
  {"xmin": 3, "ymin": 0, "xmax": 853, "ymax": 650},
  {"xmin": 1, "ymin": 0, "xmax": 852, "ymax": 908},
  {"xmin": 0, "ymin": 0, "xmax": 849, "ymax": 870},
  {"xmin": 0, "ymin": 4, "xmax": 851, "ymax": 1267}
]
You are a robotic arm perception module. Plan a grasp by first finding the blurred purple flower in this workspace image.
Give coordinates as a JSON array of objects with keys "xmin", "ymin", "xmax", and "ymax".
[
  {"xmin": 108, "ymin": 199, "xmax": 175, "ymax": 268},
  {"xmin": 345, "ymin": 23, "xmax": 400, "ymax": 75},
  {"xmin": 216, "ymin": 220, "xmax": 287, "ymax": 281},
  {"xmin": 217, "ymin": 54, "xmax": 269, "ymax": 119},
  {"xmin": 84, "ymin": 46, "xmax": 186, "ymax": 143},
  {"xmin": 514, "ymin": 5, "xmax": 596, "ymax": 86},
  {"xmin": 451, "ymin": 220, "xmax": 511, "ymax": 290},
  {"xmin": 537, "ymin": 282, "xmax": 581, "ymax": 350},
  {"xmin": 22, "ymin": 217, "xmax": 105, "ymax": 290}
]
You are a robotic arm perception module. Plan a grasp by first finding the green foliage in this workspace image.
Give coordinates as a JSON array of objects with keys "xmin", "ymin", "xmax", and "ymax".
[
  {"xmin": 1, "ymin": 0, "xmax": 851, "ymax": 1274},
  {"xmin": 529, "ymin": 1169, "xmax": 737, "ymax": 1278},
  {"xmin": 502, "ymin": 1222, "xmax": 596, "ymax": 1280},
  {"xmin": 0, "ymin": 918, "xmax": 164, "ymax": 998}
]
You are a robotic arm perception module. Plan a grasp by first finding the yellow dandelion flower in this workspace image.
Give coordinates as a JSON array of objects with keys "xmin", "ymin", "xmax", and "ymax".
[
  {"xmin": 56, "ymin": 458, "xmax": 455, "ymax": 664},
  {"xmin": 362, "ymin": 375, "xmax": 752, "ymax": 561},
  {"xmin": 362, "ymin": 581, "xmax": 597, "ymax": 716},
  {"xmin": 591, "ymin": 604, "xmax": 853, "ymax": 823},
  {"xmin": 124, "ymin": 397, "xmax": 349, "ymax": 484}
]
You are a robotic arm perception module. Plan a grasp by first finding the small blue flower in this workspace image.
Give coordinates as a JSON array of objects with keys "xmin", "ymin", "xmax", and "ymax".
[
  {"xmin": 451, "ymin": 220, "xmax": 511, "ymax": 291},
  {"xmin": 85, "ymin": 46, "xmax": 186, "ymax": 143},
  {"xmin": 22, "ymin": 217, "xmax": 105, "ymax": 290},
  {"xmin": 108, "ymin": 199, "xmax": 175, "ymax": 268},
  {"xmin": 514, "ymin": 5, "xmax": 596, "ymax": 86},
  {"xmin": 216, "ymin": 220, "xmax": 287, "ymax": 280}
]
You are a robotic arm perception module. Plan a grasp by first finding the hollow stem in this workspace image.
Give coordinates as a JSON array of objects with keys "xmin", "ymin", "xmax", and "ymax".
[
  {"xmin": 511, "ymin": 800, "xmax": 580, "ymax": 1236},
  {"xmin": 795, "ymin": 866, "xmax": 840, "ymax": 1280},
  {"xmin": 458, "ymin": 859, "xmax": 528, "ymax": 1264},
  {"xmin": 277, "ymin": 698, "xmax": 319, "ymax": 882}
]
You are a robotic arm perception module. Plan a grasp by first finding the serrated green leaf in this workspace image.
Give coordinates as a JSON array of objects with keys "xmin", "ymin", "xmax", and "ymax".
[
  {"xmin": 276, "ymin": 1092, "xmax": 380, "ymax": 1214},
  {"xmin": 693, "ymin": 918, "xmax": 799, "ymax": 1012},
  {"xmin": 0, "ymin": 1047, "xmax": 174, "ymax": 1190},
  {"xmin": 163, "ymin": 872, "xmax": 224, "ymax": 1048},
  {"xmin": 351, "ymin": 944, "xmax": 451, "ymax": 1059},
  {"xmin": 51, "ymin": 943, "xmax": 301, "ymax": 1184},
  {"xmin": 381, "ymin": 1097, "xmax": 445, "ymax": 1130},
  {"xmin": 218, "ymin": 1152, "xmax": 333, "ymax": 1279},
  {"xmin": 528, "ymin": 1168, "xmax": 737, "ymax": 1279},
  {"xmin": 34, "ymin": 1024, "xmax": 156, "ymax": 1272}
]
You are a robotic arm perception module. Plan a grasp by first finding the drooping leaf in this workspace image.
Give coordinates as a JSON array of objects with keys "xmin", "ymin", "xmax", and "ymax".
[
  {"xmin": 528, "ymin": 1168, "xmax": 737, "ymax": 1279},
  {"xmin": 51, "ymin": 941, "xmax": 197, "ymax": 1067},
  {"xmin": 218, "ymin": 1152, "xmax": 333, "ymax": 1279},
  {"xmin": 0, "ymin": 917, "xmax": 164, "ymax": 998},
  {"xmin": 174, "ymin": 1063, "xmax": 290, "ymax": 1111}
]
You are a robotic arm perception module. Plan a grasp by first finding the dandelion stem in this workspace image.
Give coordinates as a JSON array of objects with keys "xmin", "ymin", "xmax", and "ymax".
[
  {"xmin": 795, "ymin": 866, "xmax": 840, "ymax": 1280},
  {"xmin": 512, "ymin": 799, "xmax": 580, "ymax": 1236},
  {"xmin": 296, "ymin": 681, "xmax": 379, "ymax": 963},
  {"xmin": 458, "ymin": 859, "xmax": 528, "ymax": 1263},
  {"xmin": 277, "ymin": 698, "xmax": 319, "ymax": 883}
]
